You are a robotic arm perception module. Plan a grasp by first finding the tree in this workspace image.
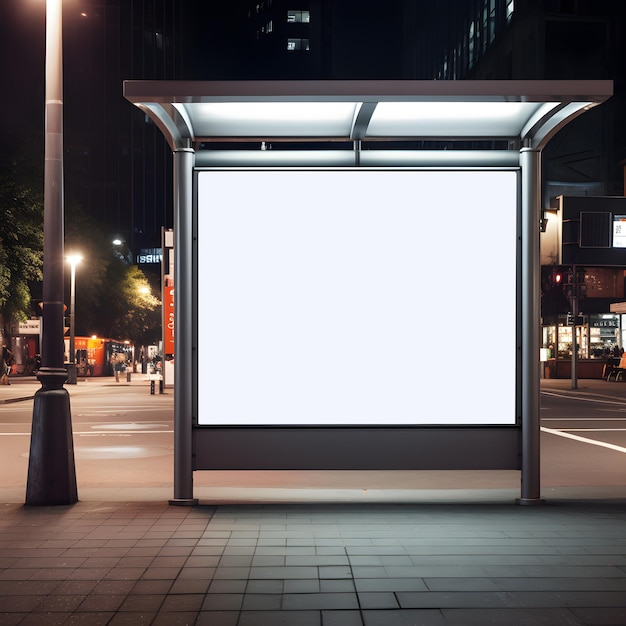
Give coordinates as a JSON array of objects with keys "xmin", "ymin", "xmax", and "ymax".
[
  {"xmin": 102, "ymin": 260, "xmax": 161, "ymax": 344},
  {"xmin": 0, "ymin": 163, "xmax": 43, "ymax": 332}
]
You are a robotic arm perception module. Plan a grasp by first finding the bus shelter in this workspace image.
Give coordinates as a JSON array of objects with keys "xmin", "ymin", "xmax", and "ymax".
[{"xmin": 124, "ymin": 80, "xmax": 612, "ymax": 504}]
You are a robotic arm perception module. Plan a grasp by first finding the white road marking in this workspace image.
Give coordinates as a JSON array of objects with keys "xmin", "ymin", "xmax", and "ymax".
[
  {"xmin": 543, "ymin": 417, "xmax": 626, "ymax": 421},
  {"xmin": 541, "ymin": 426, "xmax": 626, "ymax": 454},
  {"xmin": 541, "ymin": 391, "xmax": 626, "ymax": 407}
]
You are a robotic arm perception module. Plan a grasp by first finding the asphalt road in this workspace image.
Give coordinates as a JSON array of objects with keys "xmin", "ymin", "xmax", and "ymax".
[
  {"xmin": 540, "ymin": 384, "xmax": 626, "ymax": 493},
  {"xmin": 0, "ymin": 379, "xmax": 174, "ymax": 499},
  {"xmin": 0, "ymin": 377, "xmax": 625, "ymax": 503}
]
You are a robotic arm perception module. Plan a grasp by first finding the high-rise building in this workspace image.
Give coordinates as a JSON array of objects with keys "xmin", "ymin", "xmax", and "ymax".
[
  {"xmin": 408, "ymin": 0, "xmax": 626, "ymax": 198},
  {"xmin": 241, "ymin": 0, "xmax": 406, "ymax": 79}
]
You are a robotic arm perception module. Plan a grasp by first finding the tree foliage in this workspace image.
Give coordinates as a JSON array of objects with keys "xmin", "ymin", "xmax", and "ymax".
[
  {"xmin": 102, "ymin": 261, "xmax": 161, "ymax": 345},
  {"xmin": 0, "ymin": 163, "xmax": 44, "ymax": 326}
]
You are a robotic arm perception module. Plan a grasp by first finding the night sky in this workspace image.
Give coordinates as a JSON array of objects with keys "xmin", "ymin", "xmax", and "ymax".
[
  {"xmin": 1, "ymin": 1, "xmax": 625, "ymax": 238},
  {"xmin": 0, "ymin": 2, "xmax": 246, "ymax": 150},
  {"xmin": 0, "ymin": 1, "xmax": 46, "ymax": 153}
]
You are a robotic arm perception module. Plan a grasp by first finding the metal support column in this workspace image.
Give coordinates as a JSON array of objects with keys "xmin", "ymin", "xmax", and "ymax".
[
  {"xmin": 169, "ymin": 145, "xmax": 198, "ymax": 506},
  {"xmin": 353, "ymin": 140, "xmax": 361, "ymax": 166},
  {"xmin": 518, "ymin": 147, "xmax": 544, "ymax": 505}
]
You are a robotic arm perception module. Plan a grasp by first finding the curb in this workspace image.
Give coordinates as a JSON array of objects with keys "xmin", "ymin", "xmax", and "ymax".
[{"xmin": 1, "ymin": 395, "xmax": 34, "ymax": 404}]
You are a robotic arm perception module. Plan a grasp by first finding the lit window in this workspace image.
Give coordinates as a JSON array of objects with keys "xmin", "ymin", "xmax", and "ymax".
[
  {"xmin": 489, "ymin": 0, "xmax": 496, "ymax": 42},
  {"xmin": 287, "ymin": 10, "xmax": 310, "ymax": 23},
  {"xmin": 287, "ymin": 38, "xmax": 309, "ymax": 51},
  {"xmin": 506, "ymin": 0, "xmax": 514, "ymax": 21}
]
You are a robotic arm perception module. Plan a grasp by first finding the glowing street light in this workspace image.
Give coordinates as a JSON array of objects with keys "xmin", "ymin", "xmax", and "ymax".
[
  {"xmin": 66, "ymin": 253, "xmax": 82, "ymax": 384},
  {"xmin": 26, "ymin": 0, "xmax": 78, "ymax": 506}
]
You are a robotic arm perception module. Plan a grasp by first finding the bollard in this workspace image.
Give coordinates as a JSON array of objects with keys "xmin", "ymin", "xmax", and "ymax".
[
  {"xmin": 159, "ymin": 379, "xmax": 164, "ymax": 394},
  {"xmin": 126, "ymin": 371, "xmax": 131, "ymax": 382},
  {"xmin": 150, "ymin": 380, "xmax": 155, "ymax": 394}
]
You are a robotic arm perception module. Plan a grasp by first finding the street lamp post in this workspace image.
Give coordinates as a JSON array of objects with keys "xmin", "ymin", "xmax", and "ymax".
[
  {"xmin": 26, "ymin": 0, "xmax": 78, "ymax": 506},
  {"xmin": 66, "ymin": 254, "xmax": 82, "ymax": 385}
]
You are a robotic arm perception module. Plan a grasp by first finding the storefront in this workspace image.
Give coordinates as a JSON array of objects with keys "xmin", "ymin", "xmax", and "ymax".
[
  {"xmin": 542, "ymin": 313, "xmax": 620, "ymax": 378},
  {"xmin": 8, "ymin": 319, "xmax": 41, "ymax": 375}
]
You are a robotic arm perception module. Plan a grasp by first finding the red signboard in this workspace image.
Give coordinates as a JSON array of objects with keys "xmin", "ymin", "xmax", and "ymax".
[{"xmin": 163, "ymin": 276, "xmax": 174, "ymax": 355}]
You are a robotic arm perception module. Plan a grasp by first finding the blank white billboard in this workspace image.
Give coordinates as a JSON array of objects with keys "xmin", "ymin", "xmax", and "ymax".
[{"xmin": 197, "ymin": 169, "xmax": 517, "ymax": 426}]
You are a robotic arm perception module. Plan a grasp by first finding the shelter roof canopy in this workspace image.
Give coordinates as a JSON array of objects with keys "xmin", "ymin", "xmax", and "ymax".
[{"xmin": 123, "ymin": 79, "xmax": 612, "ymax": 151}]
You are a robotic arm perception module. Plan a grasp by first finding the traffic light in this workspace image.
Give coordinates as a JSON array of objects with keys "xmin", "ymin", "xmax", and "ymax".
[{"xmin": 550, "ymin": 267, "xmax": 563, "ymax": 288}]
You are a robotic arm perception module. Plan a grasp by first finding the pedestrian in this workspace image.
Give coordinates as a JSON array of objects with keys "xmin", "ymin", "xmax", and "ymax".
[{"xmin": 1, "ymin": 345, "xmax": 14, "ymax": 385}]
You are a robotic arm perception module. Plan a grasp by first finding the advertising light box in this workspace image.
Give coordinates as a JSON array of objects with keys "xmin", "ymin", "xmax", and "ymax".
[
  {"xmin": 196, "ymin": 169, "xmax": 518, "ymax": 426},
  {"xmin": 613, "ymin": 215, "xmax": 626, "ymax": 248}
]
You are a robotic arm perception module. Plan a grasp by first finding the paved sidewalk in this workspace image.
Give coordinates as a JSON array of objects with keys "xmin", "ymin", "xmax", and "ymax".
[
  {"xmin": 0, "ymin": 374, "xmax": 157, "ymax": 404},
  {"xmin": 540, "ymin": 376, "xmax": 626, "ymax": 398},
  {"xmin": 0, "ymin": 376, "xmax": 625, "ymax": 624},
  {"xmin": 0, "ymin": 375, "xmax": 41, "ymax": 404},
  {"xmin": 1, "ymin": 498, "xmax": 625, "ymax": 625}
]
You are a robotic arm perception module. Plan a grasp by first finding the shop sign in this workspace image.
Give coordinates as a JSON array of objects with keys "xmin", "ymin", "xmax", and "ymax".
[
  {"xmin": 590, "ymin": 317, "xmax": 618, "ymax": 328},
  {"xmin": 163, "ymin": 276, "xmax": 174, "ymax": 356},
  {"xmin": 136, "ymin": 247, "xmax": 162, "ymax": 264},
  {"xmin": 11, "ymin": 320, "xmax": 41, "ymax": 335}
]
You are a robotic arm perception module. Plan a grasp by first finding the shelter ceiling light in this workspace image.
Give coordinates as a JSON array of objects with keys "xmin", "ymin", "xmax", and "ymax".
[
  {"xmin": 368, "ymin": 101, "xmax": 554, "ymax": 137},
  {"xmin": 179, "ymin": 102, "xmax": 359, "ymax": 137}
]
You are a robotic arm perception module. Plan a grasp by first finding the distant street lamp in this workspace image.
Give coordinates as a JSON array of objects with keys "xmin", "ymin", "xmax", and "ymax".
[
  {"xmin": 26, "ymin": 0, "xmax": 78, "ymax": 506},
  {"xmin": 112, "ymin": 238, "xmax": 132, "ymax": 263},
  {"xmin": 66, "ymin": 254, "xmax": 82, "ymax": 384}
]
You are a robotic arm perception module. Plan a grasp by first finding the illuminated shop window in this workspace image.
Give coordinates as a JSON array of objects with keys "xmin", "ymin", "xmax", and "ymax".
[
  {"xmin": 287, "ymin": 10, "xmax": 310, "ymax": 23},
  {"xmin": 287, "ymin": 38, "xmax": 309, "ymax": 51}
]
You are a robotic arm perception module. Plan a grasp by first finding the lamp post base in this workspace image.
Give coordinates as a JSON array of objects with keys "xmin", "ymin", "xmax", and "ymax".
[
  {"xmin": 516, "ymin": 497, "xmax": 546, "ymax": 506},
  {"xmin": 25, "ymin": 370, "xmax": 78, "ymax": 506}
]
